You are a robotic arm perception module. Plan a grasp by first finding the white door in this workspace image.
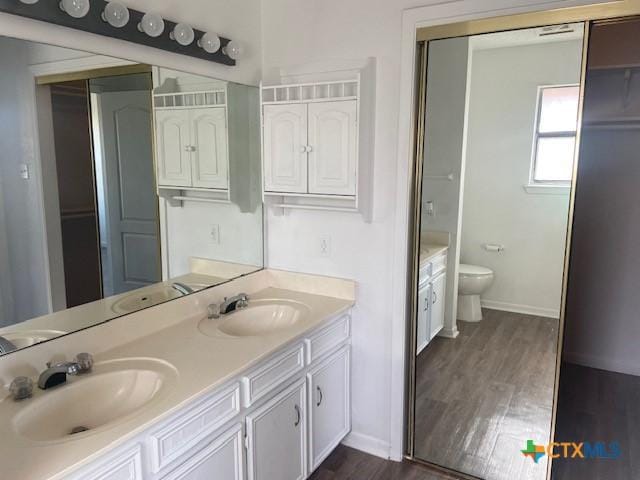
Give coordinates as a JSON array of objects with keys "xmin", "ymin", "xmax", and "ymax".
[
  {"xmin": 307, "ymin": 347, "xmax": 351, "ymax": 472},
  {"xmin": 191, "ymin": 107, "xmax": 229, "ymax": 189},
  {"xmin": 430, "ymin": 272, "xmax": 446, "ymax": 340},
  {"xmin": 307, "ymin": 100, "xmax": 357, "ymax": 196},
  {"xmin": 161, "ymin": 424, "xmax": 244, "ymax": 480},
  {"xmin": 417, "ymin": 281, "xmax": 432, "ymax": 354},
  {"xmin": 246, "ymin": 378, "xmax": 306, "ymax": 480},
  {"xmin": 96, "ymin": 90, "xmax": 160, "ymax": 296},
  {"xmin": 155, "ymin": 109, "xmax": 192, "ymax": 187},
  {"xmin": 263, "ymin": 104, "xmax": 308, "ymax": 193}
]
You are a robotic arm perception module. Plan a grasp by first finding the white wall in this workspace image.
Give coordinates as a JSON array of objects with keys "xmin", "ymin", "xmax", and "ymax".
[
  {"xmin": 421, "ymin": 37, "xmax": 470, "ymax": 338},
  {"xmin": 460, "ymin": 40, "xmax": 582, "ymax": 318}
]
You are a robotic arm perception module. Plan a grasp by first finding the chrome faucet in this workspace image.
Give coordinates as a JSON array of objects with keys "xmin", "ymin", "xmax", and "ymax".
[
  {"xmin": 38, "ymin": 353, "xmax": 94, "ymax": 390},
  {"xmin": 172, "ymin": 282, "xmax": 195, "ymax": 296},
  {"xmin": 208, "ymin": 293, "xmax": 249, "ymax": 319},
  {"xmin": 0, "ymin": 336, "xmax": 17, "ymax": 354}
]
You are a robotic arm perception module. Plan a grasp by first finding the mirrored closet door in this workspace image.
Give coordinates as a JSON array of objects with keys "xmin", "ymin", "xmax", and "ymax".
[{"xmin": 407, "ymin": 21, "xmax": 587, "ymax": 480}]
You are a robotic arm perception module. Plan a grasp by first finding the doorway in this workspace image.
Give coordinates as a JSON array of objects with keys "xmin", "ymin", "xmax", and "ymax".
[{"xmin": 40, "ymin": 70, "xmax": 160, "ymax": 310}]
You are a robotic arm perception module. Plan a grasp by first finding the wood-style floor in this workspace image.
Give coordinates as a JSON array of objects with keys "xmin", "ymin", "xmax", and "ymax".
[
  {"xmin": 311, "ymin": 445, "xmax": 457, "ymax": 479},
  {"xmin": 413, "ymin": 309, "xmax": 558, "ymax": 480},
  {"xmin": 552, "ymin": 362, "xmax": 640, "ymax": 480}
]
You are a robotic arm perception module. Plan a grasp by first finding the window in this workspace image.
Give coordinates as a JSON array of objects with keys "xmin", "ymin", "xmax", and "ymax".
[{"xmin": 530, "ymin": 85, "xmax": 580, "ymax": 186}]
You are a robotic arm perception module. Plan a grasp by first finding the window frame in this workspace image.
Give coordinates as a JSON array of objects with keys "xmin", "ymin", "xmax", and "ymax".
[{"xmin": 529, "ymin": 83, "xmax": 580, "ymax": 188}]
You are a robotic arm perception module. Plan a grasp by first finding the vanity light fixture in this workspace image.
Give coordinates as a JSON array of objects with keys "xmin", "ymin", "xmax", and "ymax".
[
  {"xmin": 102, "ymin": 1, "xmax": 129, "ymax": 28},
  {"xmin": 59, "ymin": 0, "xmax": 90, "ymax": 19},
  {"xmin": 138, "ymin": 11, "xmax": 165, "ymax": 38},
  {"xmin": 198, "ymin": 32, "xmax": 221, "ymax": 53},
  {"xmin": 223, "ymin": 40, "xmax": 243, "ymax": 60},
  {"xmin": 171, "ymin": 23, "xmax": 195, "ymax": 46}
]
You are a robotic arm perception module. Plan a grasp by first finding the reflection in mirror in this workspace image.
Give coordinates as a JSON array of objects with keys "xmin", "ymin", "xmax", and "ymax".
[
  {"xmin": 410, "ymin": 24, "xmax": 584, "ymax": 479},
  {"xmin": 0, "ymin": 37, "xmax": 263, "ymax": 355}
]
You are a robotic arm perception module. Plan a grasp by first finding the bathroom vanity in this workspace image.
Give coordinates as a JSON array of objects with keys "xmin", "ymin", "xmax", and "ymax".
[
  {"xmin": 416, "ymin": 242, "xmax": 448, "ymax": 354},
  {"xmin": 0, "ymin": 270, "xmax": 354, "ymax": 480}
]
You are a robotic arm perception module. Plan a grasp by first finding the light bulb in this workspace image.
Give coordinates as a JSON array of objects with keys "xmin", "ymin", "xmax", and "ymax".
[
  {"xmin": 59, "ymin": 0, "xmax": 90, "ymax": 18},
  {"xmin": 102, "ymin": 1, "xmax": 129, "ymax": 28},
  {"xmin": 19, "ymin": 0, "xmax": 40, "ymax": 4},
  {"xmin": 223, "ymin": 40, "xmax": 243, "ymax": 60},
  {"xmin": 198, "ymin": 32, "xmax": 221, "ymax": 53},
  {"xmin": 171, "ymin": 23, "xmax": 195, "ymax": 46},
  {"xmin": 138, "ymin": 12, "xmax": 165, "ymax": 38}
]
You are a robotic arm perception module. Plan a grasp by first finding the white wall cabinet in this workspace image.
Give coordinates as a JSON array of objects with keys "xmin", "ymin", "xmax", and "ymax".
[
  {"xmin": 263, "ymin": 100, "xmax": 357, "ymax": 196},
  {"xmin": 263, "ymin": 104, "xmax": 308, "ymax": 193},
  {"xmin": 66, "ymin": 314, "xmax": 352, "ymax": 480},
  {"xmin": 155, "ymin": 107, "xmax": 229, "ymax": 190},
  {"xmin": 246, "ymin": 379, "xmax": 307, "ymax": 480},
  {"xmin": 307, "ymin": 346, "xmax": 350, "ymax": 471},
  {"xmin": 155, "ymin": 110, "xmax": 192, "ymax": 187}
]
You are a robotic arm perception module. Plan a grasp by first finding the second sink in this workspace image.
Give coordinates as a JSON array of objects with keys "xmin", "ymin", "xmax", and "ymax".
[{"xmin": 199, "ymin": 299, "xmax": 309, "ymax": 337}]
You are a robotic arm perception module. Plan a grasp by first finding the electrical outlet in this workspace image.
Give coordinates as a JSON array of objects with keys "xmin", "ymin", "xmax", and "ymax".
[
  {"xmin": 319, "ymin": 235, "xmax": 331, "ymax": 257},
  {"xmin": 19, "ymin": 163, "xmax": 30, "ymax": 180},
  {"xmin": 210, "ymin": 224, "xmax": 221, "ymax": 244}
]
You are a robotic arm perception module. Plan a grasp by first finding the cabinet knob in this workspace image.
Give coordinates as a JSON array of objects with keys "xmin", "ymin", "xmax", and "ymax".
[
  {"xmin": 300, "ymin": 146, "xmax": 307, "ymax": 154},
  {"xmin": 185, "ymin": 145, "xmax": 196, "ymax": 152},
  {"xmin": 306, "ymin": 145, "xmax": 313, "ymax": 153}
]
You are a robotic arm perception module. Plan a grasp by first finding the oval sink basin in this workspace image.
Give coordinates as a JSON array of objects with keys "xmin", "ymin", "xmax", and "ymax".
[
  {"xmin": 12, "ymin": 358, "xmax": 177, "ymax": 443},
  {"xmin": 111, "ymin": 287, "xmax": 182, "ymax": 314},
  {"xmin": 2, "ymin": 330, "xmax": 66, "ymax": 349},
  {"xmin": 199, "ymin": 300, "xmax": 309, "ymax": 338}
]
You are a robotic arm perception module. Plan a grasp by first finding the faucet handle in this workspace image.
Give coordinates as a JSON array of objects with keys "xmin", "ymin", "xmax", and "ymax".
[
  {"xmin": 207, "ymin": 303, "xmax": 221, "ymax": 319},
  {"xmin": 75, "ymin": 353, "xmax": 93, "ymax": 374},
  {"xmin": 9, "ymin": 376, "xmax": 33, "ymax": 401}
]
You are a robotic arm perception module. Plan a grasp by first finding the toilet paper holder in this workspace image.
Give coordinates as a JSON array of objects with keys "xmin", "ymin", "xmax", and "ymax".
[{"xmin": 483, "ymin": 244, "xmax": 505, "ymax": 253}]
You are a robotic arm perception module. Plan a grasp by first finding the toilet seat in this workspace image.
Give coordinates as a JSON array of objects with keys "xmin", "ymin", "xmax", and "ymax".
[{"xmin": 459, "ymin": 264, "xmax": 493, "ymax": 276}]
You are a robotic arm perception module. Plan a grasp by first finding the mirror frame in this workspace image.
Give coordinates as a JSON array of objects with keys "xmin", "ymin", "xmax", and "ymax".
[{"xmin": 405, "ymin": 2, "xmax": 640, "ymax": 479}]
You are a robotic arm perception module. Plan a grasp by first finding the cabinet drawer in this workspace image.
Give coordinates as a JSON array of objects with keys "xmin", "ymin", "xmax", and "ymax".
[
  {"xmin": 431, "ymin": 253, "xmax": 447, "ymax": 276},
  {"xmin": 306, "ymin": 315, "xmax": 350, "ymax": 364},
  {"xmin": 242, "ymin": 343, "xmax": 305, "ymax": 407},
  {"xmin": 68, "ymin": 444, "xmax": 142, "ymax": 480},
  {"xmin": 147, "ymin": 382, "xmax": 241, "ymax": 474}
]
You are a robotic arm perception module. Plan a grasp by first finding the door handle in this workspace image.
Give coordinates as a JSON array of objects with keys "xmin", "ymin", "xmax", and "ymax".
[
  {"xmin": 433, "ymin": 291, "xmax": 438, "ymax": 305},
  {"xmin": 294, "ymin": 404, "xmax": 301, "ymax": 427},
  {"xmin": 317, "ymin": 386, "xmax": 323, "ymax": 407}
]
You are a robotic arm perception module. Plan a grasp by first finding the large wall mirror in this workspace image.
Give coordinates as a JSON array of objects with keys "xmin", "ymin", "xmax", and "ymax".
[{"xmin": 0, "ymin": 36, "xmax": 263, "ymax": 356}]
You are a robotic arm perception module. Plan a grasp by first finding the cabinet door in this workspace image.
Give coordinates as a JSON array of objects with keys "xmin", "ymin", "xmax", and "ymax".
[
  {"xmin": 161, "ymin": 424, "xmax": 244, "ymax": 480},
  {"xmin": 263, "ymin": 104, "xmax": 308, "ymax": 193},
  {"xmin": 307, "ymin": 100, "xmax": 357, "ymax": 196},
  {"xmin": 246, "ymin": 379, "xmax": 307, "ymax": 480},
  {"xmin": 155, "ymin": 109, "xmax": 192, "ymax": 187},
  {"xmin": 416, "ymin": 282, "xmax": 432, "ymax": 355},
  {"xmin": 307, "ymin": 347, "xmax": 350, "ymax": 472},
  {"xmin": 191, "ymin": 107, "xmax": 229, "ymax": 190},
  {"xmin": 430, "ymin": 273, "xmax": 446, "ymax": 340}
]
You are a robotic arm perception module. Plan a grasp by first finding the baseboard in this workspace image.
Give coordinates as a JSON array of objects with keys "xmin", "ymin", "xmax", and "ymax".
[
  {"xmin": 480, "ymin": 299, "xmax": 559, "ymax": 319},
  {"xmin": 341, "ymin": 431, "xmax": 391, "ymax": 460},
  {"xmin": 563, "ymin": 351, "xmax": 640, "ymax": 377},
  {"xmin": 438, "ymin": 326, "xmax": 459, "ymax": 338}
]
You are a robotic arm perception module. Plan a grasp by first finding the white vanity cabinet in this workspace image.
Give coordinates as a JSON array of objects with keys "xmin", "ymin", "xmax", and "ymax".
[
  {"xmin": 263, "ymin": 100, "xmax": 357, "ymax": 196},
  {"xmin": 155, "ymin": 106, "xmax": 229, "ymax": 190},
  {"xmin": 416, "ymin": 252, "xmax": 447, "ymax": 355},
  {"xmin": 64, "ymin": 314, "xmax": 352, "ymax": 480}
]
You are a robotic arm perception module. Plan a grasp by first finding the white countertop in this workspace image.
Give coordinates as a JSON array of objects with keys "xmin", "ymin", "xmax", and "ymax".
[
  {"xmin": 419, "ymin": 242, "xmax": 449, "ymax": 268},
  {"xmin": 0, "ymin": 272, "xmax": 354, "ymax": 480}
]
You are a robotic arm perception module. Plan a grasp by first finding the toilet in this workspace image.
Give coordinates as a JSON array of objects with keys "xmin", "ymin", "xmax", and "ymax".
[{"xmin": 457, "ymin": 264, "xmax": 494, "ymax": 322}]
